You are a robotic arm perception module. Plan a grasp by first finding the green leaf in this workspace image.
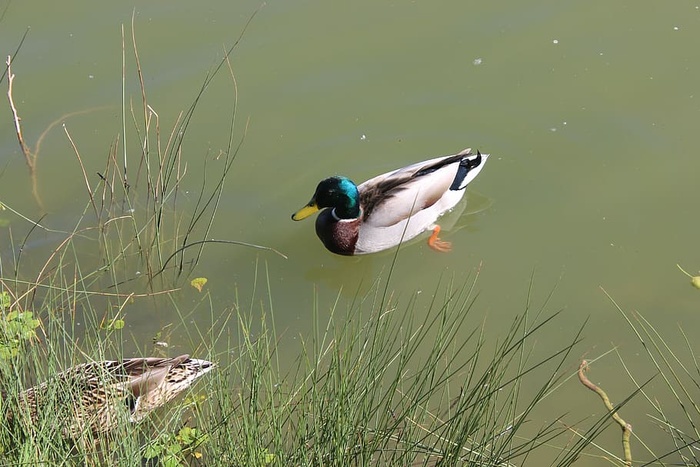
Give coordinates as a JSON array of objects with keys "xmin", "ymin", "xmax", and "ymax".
[
  {"xmin": 190, "ymin": 277, "xmax": 208, "ymax": 292},
  {"xmin": 0, "ymin": 291, "xmax": 10, "ymax": 310},
  {"xmin": 143, "ymin": 444, "xmax": 163, "ymax": 459},
  {"xmin": 177, "ymin": 426, "xmax": 196, "ymax": 444},
  {"xmin": 162, "ymin": 454, "xmax": 184, "ymax": 467},
  {"xmin": 101, "ymin": 317, "xmax": 125, "ymax": 330}
]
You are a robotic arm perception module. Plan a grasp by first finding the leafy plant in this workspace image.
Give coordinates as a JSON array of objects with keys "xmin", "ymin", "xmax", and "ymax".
[
  {"xmin": 0, "ymin": 291, "xmax": 40, "ymax": 360},
  {"xmin": 144, "ymin": 426, "xmax": 210, "ymax": 467}
]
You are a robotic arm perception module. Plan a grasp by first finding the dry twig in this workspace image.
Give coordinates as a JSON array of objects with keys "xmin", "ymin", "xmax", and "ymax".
[
  {"xmin": 5, "ymin": 55, "xmax": 33, "ymax": 170},
  {"xmin": 578, "ymin": 359, "xmax": 633, "ymax": 466},
  {"xmin": 6, "ymin": 55, "xmax": 44, "ymax": 210}
]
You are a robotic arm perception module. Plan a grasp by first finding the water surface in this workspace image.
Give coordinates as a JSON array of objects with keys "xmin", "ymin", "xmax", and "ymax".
[{"xmin": 1, "ymin": 1, "xmax": 699, "ymax": 464}]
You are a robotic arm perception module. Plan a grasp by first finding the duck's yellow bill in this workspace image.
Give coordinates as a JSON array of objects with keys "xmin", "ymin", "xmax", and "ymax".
[{"xmin": 292, "ymin": 202, "xmax": 319, "ymax": 221}]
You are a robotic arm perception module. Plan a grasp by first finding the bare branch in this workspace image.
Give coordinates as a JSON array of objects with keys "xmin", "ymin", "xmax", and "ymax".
[
  {"xmin": 579, "ymin": 360, "xmax": 633, "ymax": 466},
  {"xmin": 6, "ymin": 55, "xmax": 34, "ymax": 173},
  {"xmin": 6, "ymin": 54, "xmax": 44, "ymax": 211}
]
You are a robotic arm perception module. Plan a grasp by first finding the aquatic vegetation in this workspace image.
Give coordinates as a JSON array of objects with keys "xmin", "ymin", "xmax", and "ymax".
[
  {"xmin": 0, "ymin": 291, "xmax": 40, "ymax": 361},
  {"xmin": 677, "ymin": 264, "xmax": 700, "ymax": 289}
]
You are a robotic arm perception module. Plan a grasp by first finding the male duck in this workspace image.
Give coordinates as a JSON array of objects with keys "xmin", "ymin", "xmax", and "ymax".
[
  {"xmin": 292, "ymin": 148, "xmax": 488, "ymax": 255},
  {"xmin": 13, "ymin": 354, "xmax": 215, "ymax": 436}
]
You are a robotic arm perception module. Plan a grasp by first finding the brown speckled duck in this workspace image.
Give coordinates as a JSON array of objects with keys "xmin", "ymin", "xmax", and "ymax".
[
  {"xmin": 14, "ymin": 354, "xmax": 215, "ymax": 437},
  {"xmin": 292, "ymin": 148, "xmax": 489, "ymax": 255}
]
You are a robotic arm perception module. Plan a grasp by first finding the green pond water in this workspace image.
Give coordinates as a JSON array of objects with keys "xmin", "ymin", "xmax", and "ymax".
[{"xmin": 1, "ymin": 1, "xmax": 700, "ymax": 464}]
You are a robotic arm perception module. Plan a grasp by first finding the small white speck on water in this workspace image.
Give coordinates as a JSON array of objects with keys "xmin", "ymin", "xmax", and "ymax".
[
  {"xmin": 88, "ymin": 75, "xmax": 94, "ymax": 79},
  {"xmin": 549, "ymin": 127, "xmax": 557, "ymax": 132},
  {"xmin": 360, "ymin": 134, "xmax": 367, "ymax": 141},
  {"xmin": 673, "ymin": 26, "xmax": 679, "ymax": 30},
  {"xmin": 473, "ymin": 58, "xmax": 482, "ymax": 65},
  {"xmin": 552, "ymin": 39, "xmax": 559, "ymax": 44}
]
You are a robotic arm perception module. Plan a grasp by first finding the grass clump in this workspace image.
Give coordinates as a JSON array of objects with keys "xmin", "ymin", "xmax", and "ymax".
[
  {"xmin": 0, "ymin": 17, "xmax": 246, "ymax": 465},
  {"xmin": 197, "ymin": 274, "xmax": 589, "ymax": 466},
  {"xmin": 597, "ymin": 290, "xmax": 700, "ymax": 466}
]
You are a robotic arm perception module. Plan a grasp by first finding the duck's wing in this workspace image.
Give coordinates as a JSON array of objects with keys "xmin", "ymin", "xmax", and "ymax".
[
  {"xmin": 359, "ymin": 150, "xmax": 472, "ymax": 228},
  {"xmin": 122, "ymin": 355, "xmax": 195, "ymax": 421}
]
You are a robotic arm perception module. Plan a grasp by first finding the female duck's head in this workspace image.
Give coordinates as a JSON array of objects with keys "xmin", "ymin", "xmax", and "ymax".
[{"xmin": 292, "ymin": 176, "xmax": 360, "ymax": 221}]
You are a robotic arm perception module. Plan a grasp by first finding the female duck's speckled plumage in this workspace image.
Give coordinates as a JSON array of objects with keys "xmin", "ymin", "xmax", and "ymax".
[
  {"xmin": 292, "ymin": 148, "xmax": 489, "ymax": 255},
  {"xmin": 12, "ymin": 354, "xmax": 214, "ymax": 437}
]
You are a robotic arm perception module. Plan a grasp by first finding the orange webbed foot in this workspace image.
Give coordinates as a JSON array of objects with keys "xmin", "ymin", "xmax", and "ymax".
[{"xmin": 427, "ymin": 225, "xmax": 452, "ymax": 252}]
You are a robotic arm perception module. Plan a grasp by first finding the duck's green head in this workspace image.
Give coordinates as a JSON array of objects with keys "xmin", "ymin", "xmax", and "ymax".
[{"xmin": 292, "ymin": 176, "xmax": 360, "ymax": 221}]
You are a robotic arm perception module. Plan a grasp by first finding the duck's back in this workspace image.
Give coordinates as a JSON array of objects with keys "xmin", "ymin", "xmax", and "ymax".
[{"xmin": 353, "ymin": 150, "xmax": 488, "ymax": 254}]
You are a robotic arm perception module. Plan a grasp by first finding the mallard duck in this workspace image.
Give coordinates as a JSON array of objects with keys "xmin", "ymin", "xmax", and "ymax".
[
  {"xmin": 12, "ymin": 354, "xmax": 214, "ymax": 437},
  {"xmin": 292, "ymin": 148, "xmax": 488, "ymax": 255}
]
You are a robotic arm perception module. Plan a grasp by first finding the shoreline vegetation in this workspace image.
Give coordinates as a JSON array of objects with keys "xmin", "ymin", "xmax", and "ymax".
[{"xmin": 2, "ymin": 16, "xmax": 699, "ymax": 467}]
